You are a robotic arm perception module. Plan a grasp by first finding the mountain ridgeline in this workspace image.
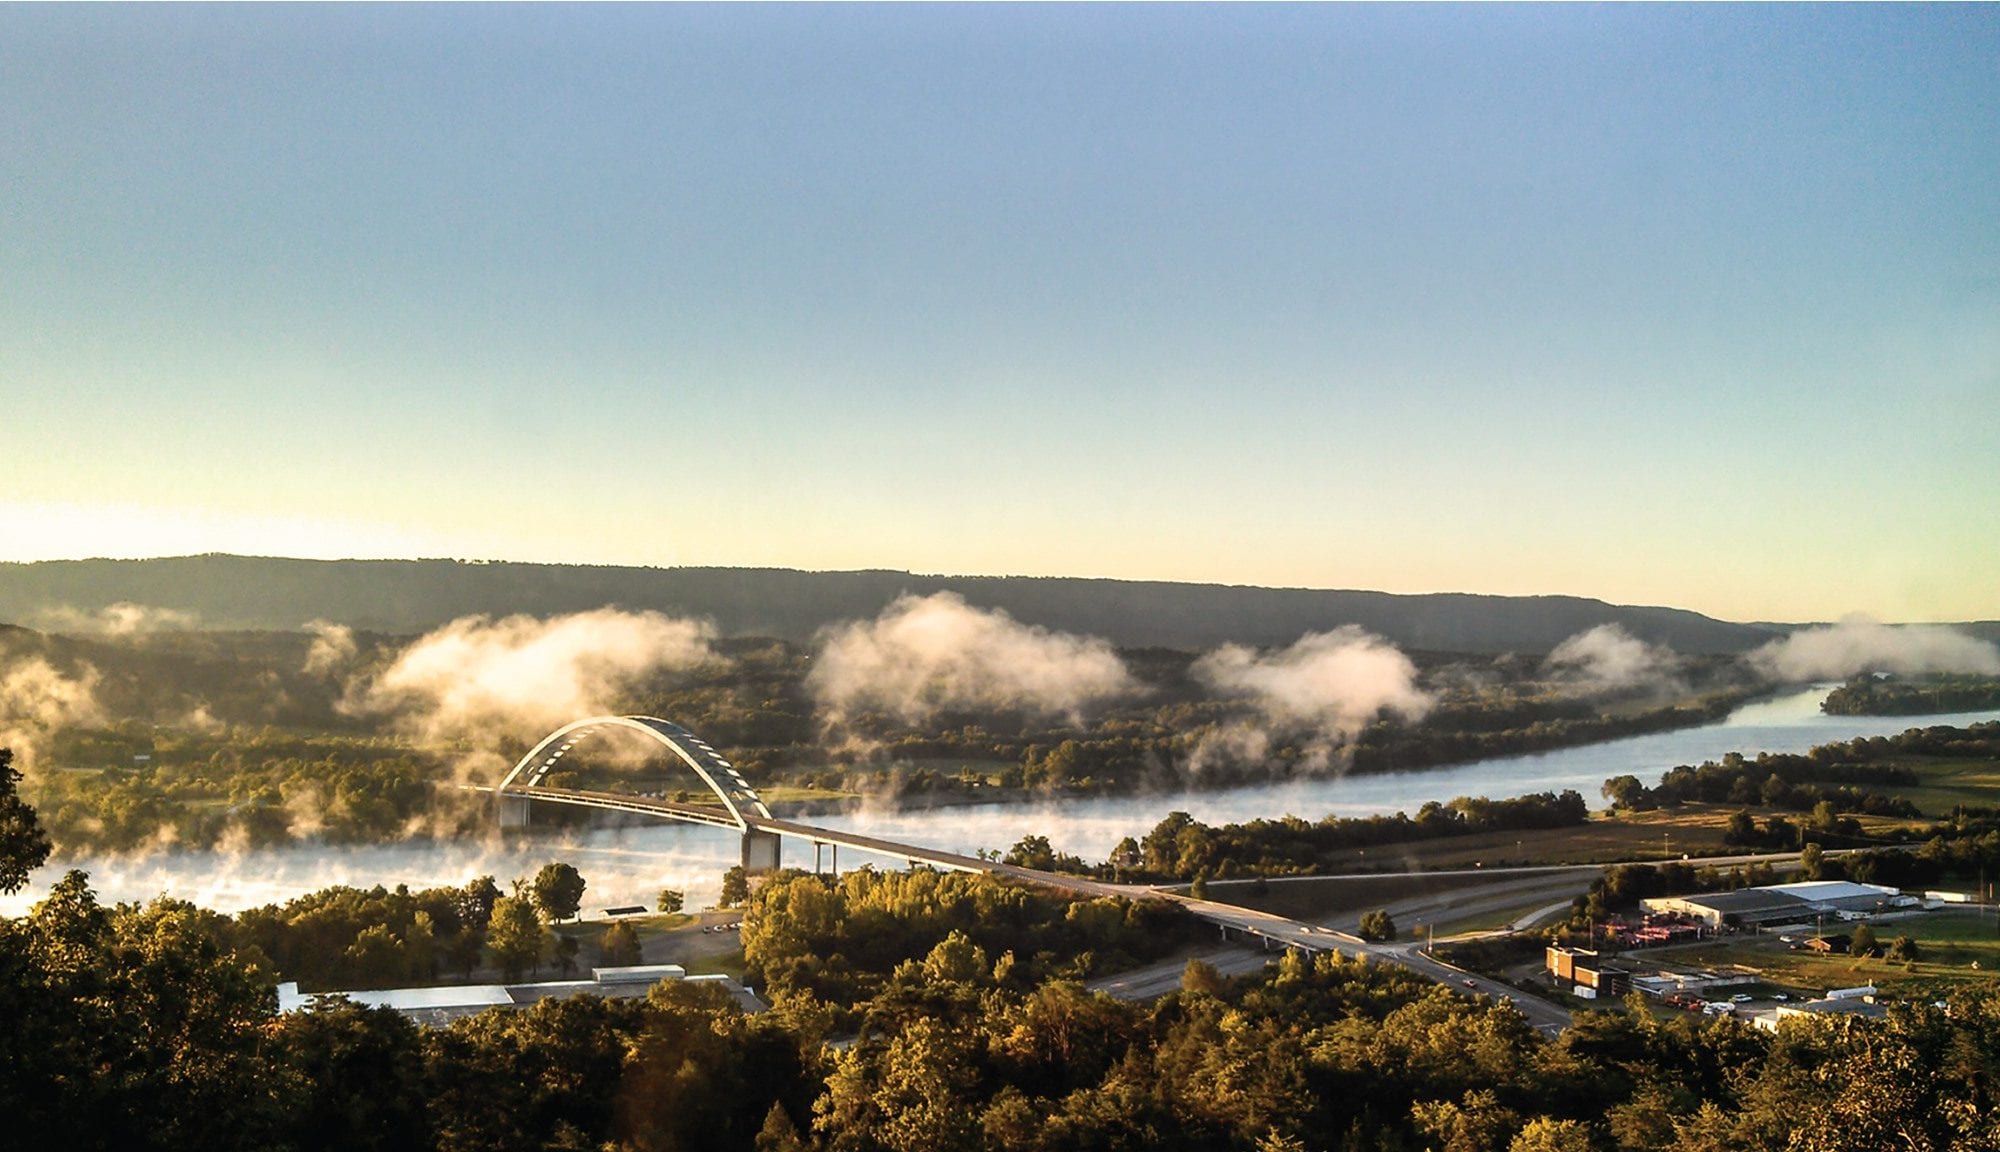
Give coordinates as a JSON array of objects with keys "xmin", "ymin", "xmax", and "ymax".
[{"xmin": 0, "ymin": 554, "xmax": 1783, "ymax": 653}]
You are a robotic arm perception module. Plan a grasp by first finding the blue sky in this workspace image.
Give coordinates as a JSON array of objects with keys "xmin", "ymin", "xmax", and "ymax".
[{"xmin": 2, "ymin": 4, "xmax": 1994, "ymax": 622}]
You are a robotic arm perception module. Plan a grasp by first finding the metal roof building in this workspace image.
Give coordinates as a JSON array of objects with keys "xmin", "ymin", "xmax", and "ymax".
[
  {"xmin": 277, "ymin": 965, "xmax": 767, "ymax": 1027},
  {"xmin": 1641, "ymin": 888, "xmax": 1812, "ymax": 928},
  {"xmin": 1641, "ymin": 880, "xmax": 1908, "ymax": 929}
]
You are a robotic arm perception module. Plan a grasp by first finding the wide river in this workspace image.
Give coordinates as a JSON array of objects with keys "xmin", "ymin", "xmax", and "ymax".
[{"xmin": 10, "ymin": 685, "xmax": 1999, "ymax": 916}]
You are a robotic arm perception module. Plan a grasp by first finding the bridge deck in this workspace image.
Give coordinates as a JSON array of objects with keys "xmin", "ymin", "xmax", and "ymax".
[{"xmin": 482, "ymin": 785, "xmax": 747, "ymax": 831}]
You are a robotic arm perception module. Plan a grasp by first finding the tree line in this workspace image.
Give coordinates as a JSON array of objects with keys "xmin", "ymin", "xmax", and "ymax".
[
  {"xmin": 1108, "ymin": 791, "xmax": 1591, "ymax": 882},
  {"xmin": 13, "ymin": 626, "xmax": 1765, "ymax": 857},
  {"xmin": 1822, "ymin": 674, "xmax": 2000, "ymax": 717}
]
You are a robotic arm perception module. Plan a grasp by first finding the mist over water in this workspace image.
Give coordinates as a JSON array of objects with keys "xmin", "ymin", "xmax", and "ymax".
[
  {"xmin": 2, "ymin": 824, "xmax": 751, "ymax": 918},
  {"xmin": 9, "ymin": 684, "xmax": 2000, "ymax": 916}
]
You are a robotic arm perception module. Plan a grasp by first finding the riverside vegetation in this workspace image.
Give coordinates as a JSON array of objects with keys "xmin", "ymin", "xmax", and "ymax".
[
  {"xmin": 3, "ymin": 622, "xmax": 1762, "ymax": 856},
  {"xmin": 1821, "ymin": 672, "xmax": 2000, "ymax": 717}
]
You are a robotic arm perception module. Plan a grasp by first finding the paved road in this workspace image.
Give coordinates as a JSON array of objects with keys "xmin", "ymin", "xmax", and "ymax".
[
  {"xmin": 1086, "ymin": 945, "xmax": 1280, "ymax": 1001},
  {"xmin": 1082, "ymin": 929, "xmax": 1574, "ymax": 1033},
  {"xmin": 519, "ymin": 785, "xmax": 1595, "ymax": 1028},
  {"xmin": 1394, "ymin": 943, "xmax": 1574, "ymax": 1034}
]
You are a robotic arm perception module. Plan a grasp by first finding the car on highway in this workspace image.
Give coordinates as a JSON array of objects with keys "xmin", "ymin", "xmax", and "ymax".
[{"xmin": 1462, "ymin": 979, "xmax": 1477, "ymax": 988}]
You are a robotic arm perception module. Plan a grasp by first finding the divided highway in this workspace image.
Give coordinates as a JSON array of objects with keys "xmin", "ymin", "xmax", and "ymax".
[{"xmin": 500, "ymin": 783, "xmax": 1582, "ymax": 1031}]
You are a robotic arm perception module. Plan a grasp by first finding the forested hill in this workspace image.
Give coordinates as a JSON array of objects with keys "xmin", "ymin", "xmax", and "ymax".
[{"xmin": 0, "ymin": 554, "xmax": 1781, "ymax": 653}]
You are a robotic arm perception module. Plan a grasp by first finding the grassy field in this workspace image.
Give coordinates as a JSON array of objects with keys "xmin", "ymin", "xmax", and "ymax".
[
  {"xmin": 1289, "ymin": 807, "xmax": 1773, "ymax": 875},
  {"xmin": 1654, "ymin": 910, "xmax": 2000, "ymax": 997},
  {"xmin": 743, "ymin": 783, "xmax": 865, "ymax": 806},
  {"xmin": 1214, "ymin": 873, "xmax": 1529, "ymax": 919},
  {"xmin": 1213, "ymin": 868, "xmax": 1596, "ymax": 937},
  {"xmin": 550, "ymin": 912, "xmax": 749, "ymax": 978},
  {"xmin": 1882, "ymin": 755, "xmax": 2000, "ymax": 816}
]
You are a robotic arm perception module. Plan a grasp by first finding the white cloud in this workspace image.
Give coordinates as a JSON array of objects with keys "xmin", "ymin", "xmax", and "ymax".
[
  {"xmin": 1748, "ymin": 616, "xmax": 2000, "ymax": 681},
  {"xmin": 1187, "ymin": 627, "xmax": 1432, "ymax": 775},
  {"xmin": 1544, "ymin": 624, "xmax": 1686, "ymax": 696},
  {"xmin": 30, "ymin": 601, "xmax": 199, "ymax": 635},
  {"xmin": 301, "ymin": 619, "xmax": 358, "ymax": 676},
  {"xmin": 808, "ymin": 592, "xmax": 1135, "ymax": 725},
  {"xmin": 346, "ymin": 608, "xmax": 720, "ymax": 745},
  {"xmin": 1193, "ymin": 627, "xmax": 1433, "ymax": 734},
  {"xmin": 0, "ymin": 653, "xmax": 103, "ymax": 771}
]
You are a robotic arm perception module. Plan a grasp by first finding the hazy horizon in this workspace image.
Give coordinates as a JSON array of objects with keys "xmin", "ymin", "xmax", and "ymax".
[{"xmin": 6, "ymin": 5, "xmax": 1994, "ymax": 624}]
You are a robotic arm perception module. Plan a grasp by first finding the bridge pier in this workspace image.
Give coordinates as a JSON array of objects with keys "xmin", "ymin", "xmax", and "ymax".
[
  {"xmin": 742, "ymin": 828, "xmax": 782, "ymax": 875},
  {"xmin": 813, "ymin": 842, "xmax": 840, "ymax": 876},
  {"xmin": 497, "ymin": 795, "xmax": 531, "ymax": 830}
]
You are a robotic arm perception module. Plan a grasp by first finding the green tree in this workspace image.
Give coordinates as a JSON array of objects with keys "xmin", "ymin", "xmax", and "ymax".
[
  {"xmin": 425, "ymin": 995, "xmax": 639, "ymax": 1152},
  {"xmin": 1602, "ymin": 774, "xmax": 1646, "ymax": 810},
  {"xmin": 343, "ymin": 923, "xmax": 409, "ymax": 989},
  {"xmin": 456, "ymin": 875, "xmax": 502, "ymax": 930},
  {"xmin": 1110, "ymin": 835, "xmax": 1141, "ymax": 870},
  {"xmin": 271, "ymin": 999, "xmax": 431, "ymax": 1152},
  {"xmin": 1412, "ymin": 1088, "xmax": 1520, "ymax": 1152},
  {"xmin": 1509, "ymin": 1116, "xmax": 1594, "ymax": 1152},
  {"xmin": 487, "ymin": 894, "xmax": 547, "ymax": 981},
  {"xmin": 1359, "ymin": 909, "xmax": 1397, "ymax": 942},
  {"xmin": 1182, "ymin": 957, "xmax": 1225, "ymax": 997},
  {"xmin": 597, "ymin": 920, "xmax": 642, "ymax": 967},
  {"xmin": 919, "ymin": 929, "xmax": 988, "ymax": 986},
  {"xmin": 404, "ymin": 910, "xmax": 437, "ymax": 982},
  {"xmin": 817, "ymin": 1016, "xmax": 980, "ymax": 1152},
  {"xmin": 755, "ymin": 1100, "xmax": 810, "ymax": 1152},
  {"xmin": 444, "ymin": 922, "xmax": 485, "ymax": 979},
  {"xmin": 530, "ymin": 862, "xmax": 586, "ymax": 923},
  {"xmin": 1724, "ymin": 809, "xmax": 1758, "ymax": 846},
  {"xmin": 1, "ymin": 877, "xmax": 283, "ymax": 1149},
  {"xmin": 720, "ymin": 865, "xmax": 750, "ymax": 907},
  {"xmin": 657, "ymin": 888, "xmax": 685, "ymax": 914},
  {"xmin": 1801, "ymin": 842, "xmax": 1826, "ymax": 881},
  {"xmin": 1849, "ymin": 923, "xmax": 1878, "ymax": 958},
  {"xmin": 1886, "ymin": 934, "xmax": 1920, "ymax": 962},
  {"xmin": 0, "ymin": 748, "xmax": 52, "ymax": 893}
]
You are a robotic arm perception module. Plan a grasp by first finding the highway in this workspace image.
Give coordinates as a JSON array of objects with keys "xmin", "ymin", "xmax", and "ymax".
[{"xmin": 502, "ymin": 783, "xmax": 1591, "ymax": 1029}]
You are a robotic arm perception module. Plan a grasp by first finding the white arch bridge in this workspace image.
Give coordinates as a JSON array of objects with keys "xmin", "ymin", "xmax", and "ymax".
[{"xmin": 479, "ymin": 714, "xmax": 1018, "ymax": 876}]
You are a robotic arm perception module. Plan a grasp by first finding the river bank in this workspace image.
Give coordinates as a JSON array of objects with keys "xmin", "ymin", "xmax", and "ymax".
[{"xmin": 12, "ymin": 685, "xmax": 2000, "ymax": 919}]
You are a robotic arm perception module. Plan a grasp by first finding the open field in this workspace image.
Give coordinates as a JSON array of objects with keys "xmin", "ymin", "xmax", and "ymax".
[
  {"xmin": 550, "ymin": 910, "xmax": 751, "ymax": 977},
  {"xmin": 1292, "ymin": 807, "xmax": 1784, "ymax": 876},
  {"xmin": 1212, "ymin": 867, "xmax": 1599, "ymax": 938},
  {"xmin": 1882, "ymin": 755, "xmax": 2000, "ymax": 815},
  {"xmin": 1643, "ymin": 910, "xmax": 2000, "ymax": 997}
]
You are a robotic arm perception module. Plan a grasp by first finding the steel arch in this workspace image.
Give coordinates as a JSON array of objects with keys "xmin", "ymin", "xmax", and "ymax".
[{"xmin": 497, "ymin": 716, "xmax": 771, "ymax": 829}]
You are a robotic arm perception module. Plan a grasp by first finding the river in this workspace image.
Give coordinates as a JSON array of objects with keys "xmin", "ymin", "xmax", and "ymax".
[{"xmin": 9, "ymin": 685, "xmax": 1998, "ymax": 916}]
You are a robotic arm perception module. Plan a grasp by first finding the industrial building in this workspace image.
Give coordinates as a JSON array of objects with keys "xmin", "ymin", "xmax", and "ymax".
[
  {"xmin": 1545, "ymin": 946, "xmax": 1632, "ymax": 998},
  {"xmin": 277, "ymin": 964, "xmax": 766, "ymax": 1027},
  {"xmin": 1640, "ymin": 880, "xmax": 1913, "ymax": 929},
  {"xmin": 1750, "ymin": 990, "xmax": 1889, "ymax": 1031}
]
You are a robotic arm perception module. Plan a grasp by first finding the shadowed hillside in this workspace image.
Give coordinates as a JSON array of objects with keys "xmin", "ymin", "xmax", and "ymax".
[{"xmin": 0, "ymin": 555, "xmax": 1783, "ymax": 654}]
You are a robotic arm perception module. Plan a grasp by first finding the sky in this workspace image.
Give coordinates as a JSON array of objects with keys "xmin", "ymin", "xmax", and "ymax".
[{"xmin": 2, "ymin": 4, "xmax": 1995, "ymax": 624}]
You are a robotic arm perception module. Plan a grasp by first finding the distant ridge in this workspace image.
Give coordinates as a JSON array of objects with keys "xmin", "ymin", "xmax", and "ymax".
[{"xmin": 0, "ymin": 555, "xmax": 1784, "ymax": 655}]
